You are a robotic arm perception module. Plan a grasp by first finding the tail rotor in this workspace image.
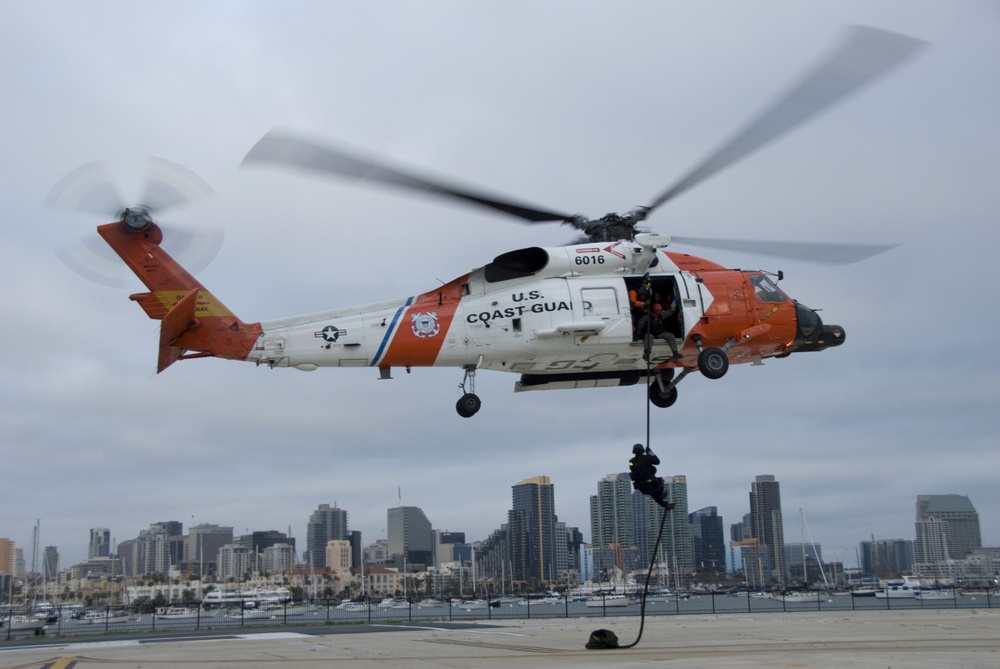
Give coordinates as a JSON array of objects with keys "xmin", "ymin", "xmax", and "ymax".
[{"xmin": 47, "ymin": 157, "xmax": 223, "ymax": 287}]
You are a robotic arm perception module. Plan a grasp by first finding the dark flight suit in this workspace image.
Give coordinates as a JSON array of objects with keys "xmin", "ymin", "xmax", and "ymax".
[{"xmin": 629, "ymin": 448, "xmax": 675, "ymax": 510}]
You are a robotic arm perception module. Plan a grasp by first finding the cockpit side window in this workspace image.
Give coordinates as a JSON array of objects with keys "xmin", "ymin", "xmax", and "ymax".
[{"xmin": 749, "ymin": 273, "xmax": 787, "ymax": 303}]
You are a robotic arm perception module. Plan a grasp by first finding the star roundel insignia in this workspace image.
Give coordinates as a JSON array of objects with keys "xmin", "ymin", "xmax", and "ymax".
[
  {"xmin": 411, "ymin": 311, "xmax": 441, "ymax": 338},
  {"xmin": 315, "ymin": 325, "xmax": 346, "ymax": 342}
]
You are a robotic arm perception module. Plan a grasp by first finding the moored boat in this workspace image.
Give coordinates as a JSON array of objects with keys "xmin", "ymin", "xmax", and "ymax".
[
  {"xmin": 585, "ymin": 594, "xmax": 630, "ymax": 608},
  {"xmin": 155, "ymin": 606, "xmax": 200, "ymax": 620}
]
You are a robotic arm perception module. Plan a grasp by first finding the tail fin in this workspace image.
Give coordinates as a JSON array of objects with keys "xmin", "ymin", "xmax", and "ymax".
[{"xmin": 97, "ymin": 218, "xmax": 261, "ymax": 372}]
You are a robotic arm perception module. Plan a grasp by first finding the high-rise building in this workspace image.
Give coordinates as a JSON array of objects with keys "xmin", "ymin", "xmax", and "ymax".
[
  {"xmin": 512, "ymin": 475, "xmax": 558, "ymax": 583},
  {"xmin": 151, "ymin": 521, "xmax": 185, "ymax": 567},
  {"xmin": 134, "ymin": 524, "xmax": 170, "ymax": 576},
  {"xmin": 186, "ymin": 524, "xmax": 234, "ymax": 578},
  {"xmin": 43, "ymin": 546, "xmax": 58, "ymax": 578},
  {"xmin": 217, "ymin": 544, "xmax": 252, "ymax": 581},
  {"xmin": 307, "ymin": 504, "xmax": 348, "ymax": 569},
  {"xmin": 860, "ymin": 538, "xmax": 914, "ymax": 576},
  {"xmin": 560, "ymin": 524, "xmax": 585, "ymax": 579},
  {"xmin": 690, "ymin": 506, "xmax": 726, "ymax": 576},
  {"xmin": 590, "ymin": 473, "xmax": 635, "ymax": 551},
  {"xmin": 749, "ymin": 474, "xmax": 786, "ymax": 584},
  {"xmin": 387, "ymin": 506, "xmax": 433, "ymax": 566},
  {"xmin": 634, "ymin": 475, "xmax": 693, "ymax": 587},
  {"xmin": 89, "ymin": 528, "xmax": 111, "ymax": 559},
  {"xmin": 262, "ymin": 543, "xmax": 295, "ymax": 574},
  {"xmin": 237, "ymin": 530, "xmax": 296, "ymax": 556},
  {"xmin": 433, "ymin": 530, "xmax": 467, "ymax": 567},
  {"xmin": 915, "ymin": 494, "xmax": 982, "ymax": 561},
  {"xmin": 0, "ymin": 538, "xmax": 14, "ymax": 574}
]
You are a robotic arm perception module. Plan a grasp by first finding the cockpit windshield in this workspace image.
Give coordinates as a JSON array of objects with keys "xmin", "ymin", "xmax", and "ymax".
[{"xmin": 748, "ymin": 273, "xmax": 787, "ymax": 303}]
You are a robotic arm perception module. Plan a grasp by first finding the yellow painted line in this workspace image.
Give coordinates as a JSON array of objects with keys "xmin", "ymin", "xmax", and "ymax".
[{"xmin": 40, "ymin": 658, "xmax": 77, "ymax": 669}]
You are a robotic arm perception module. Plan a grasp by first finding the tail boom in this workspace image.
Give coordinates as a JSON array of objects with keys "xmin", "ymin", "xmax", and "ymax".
[{"xmin": 98, "ymin": 220, "xmax": 261, "ymax": 372}]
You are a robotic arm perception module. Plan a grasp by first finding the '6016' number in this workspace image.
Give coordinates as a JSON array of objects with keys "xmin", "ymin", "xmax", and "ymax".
[{"xmin": 574, "ymin": 254, "xmax": 605, "ymax": 265}]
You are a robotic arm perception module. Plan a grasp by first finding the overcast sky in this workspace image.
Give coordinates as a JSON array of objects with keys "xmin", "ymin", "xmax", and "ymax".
[{"xmin": 2, "ymin": 1, "xmax": 998, "ymax": 572}]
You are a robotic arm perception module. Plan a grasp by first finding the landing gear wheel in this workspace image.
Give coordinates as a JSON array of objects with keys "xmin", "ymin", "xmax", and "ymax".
[
  {"xmin": 698, "ymin": 347, "xmax": 729, "ymax": 379},
  {"xmin": 456, "ymin": 393, "xmax": 482, "ymax": 418},
  {"xmin": 648, "ymin": 383, "xmax": 678, "ymax": 408}
]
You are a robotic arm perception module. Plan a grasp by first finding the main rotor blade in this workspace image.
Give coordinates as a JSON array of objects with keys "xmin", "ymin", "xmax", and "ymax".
[
  {"xmin": 671, "ymin": 236, "xmax": 897, "ymax": 265},
  {"xmin": 243, "ymin": 131, "xmax": 575, "ymax": 224},
  {"xmin": 646, "ymin": 26, "xmax": 926, "ymax": 213}
]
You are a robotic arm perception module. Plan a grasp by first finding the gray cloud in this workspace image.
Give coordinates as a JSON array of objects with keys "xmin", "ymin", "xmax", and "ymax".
[{"xmin": 1, "ymin": 1, "xmax": 997, "ymax": 569}]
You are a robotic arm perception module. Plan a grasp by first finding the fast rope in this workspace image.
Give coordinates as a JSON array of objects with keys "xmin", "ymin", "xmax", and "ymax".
[{"xmin": 586, "ymin": 273, "xmax": 671, "ymax": 650}]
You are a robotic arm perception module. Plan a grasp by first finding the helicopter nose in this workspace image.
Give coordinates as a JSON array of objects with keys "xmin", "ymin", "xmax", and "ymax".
[
  {"xmin": 795, "ymin": 324, "xmax": 846, "ymax": 352},
  {"xmin": 790, "ymin": 301, "xmax": 845, "ymax": 352}
]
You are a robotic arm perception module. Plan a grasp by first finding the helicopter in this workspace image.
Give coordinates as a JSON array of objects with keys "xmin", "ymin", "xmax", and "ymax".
[{"xmin": 73, "ymin": 26, "xmax": 923, "ymax": 417}]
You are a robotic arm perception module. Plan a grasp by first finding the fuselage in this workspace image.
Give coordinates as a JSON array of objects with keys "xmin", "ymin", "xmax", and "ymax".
[{"xmin": 248, "ymin": 241, "xmax": 824, "ymax": 383}]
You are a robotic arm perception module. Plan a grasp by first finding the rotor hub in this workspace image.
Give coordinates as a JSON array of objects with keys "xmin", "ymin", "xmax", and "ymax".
[{"xmin": 120, "ymin": 206, "xmax": 153, "ymax": 232}]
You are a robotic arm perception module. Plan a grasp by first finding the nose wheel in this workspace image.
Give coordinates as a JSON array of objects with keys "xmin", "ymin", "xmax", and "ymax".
[{"xmin": 456, "ymin": 364, "xmax": 482, "ymax": 417}]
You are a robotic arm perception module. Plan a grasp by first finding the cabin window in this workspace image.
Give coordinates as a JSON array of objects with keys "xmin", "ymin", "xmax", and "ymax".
[{"xmin": 749, "ymin": 273, "xmax": 787, "ymax": 303}]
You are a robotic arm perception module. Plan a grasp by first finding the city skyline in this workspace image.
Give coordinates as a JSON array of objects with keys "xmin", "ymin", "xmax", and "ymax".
[{"xmin": 4, "ymin": 478, "xmax": 990, "ymax": 580}]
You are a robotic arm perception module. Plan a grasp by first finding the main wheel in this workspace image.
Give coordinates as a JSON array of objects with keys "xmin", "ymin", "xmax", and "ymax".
[
  {"xmin": 698, "ymin": 347, "xmax": 729, "ymax": 380},
  {"xmin": 456, "ymin": 393, "xmax": 482, "ymax": 417},
  {"xmin": 648, "ymin": 383, "xmax": 678, "ymax": 408}
]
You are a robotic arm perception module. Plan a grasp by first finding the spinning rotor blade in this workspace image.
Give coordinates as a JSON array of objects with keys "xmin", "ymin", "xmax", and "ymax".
[
  {"xmin": 646, "ymin": 26, "xmax": 926, "ymax": 214},
  {"xmin": 141, "ymin": 156, "xmax": 216, "ymax": 214},
  {"xmin": 45, "ymin": 161, "xmax": 125, "ymax": 218},
  {"xmin": 243, "ymin": 131, "xmax": 575, "ymax": 224},
  {"xmin": 670, "ymin": 236, "xmax": 897, "ymax": 265},
  {"xmin": 48, "ymin": 158, "xmax": 221, "ymax": 286}
]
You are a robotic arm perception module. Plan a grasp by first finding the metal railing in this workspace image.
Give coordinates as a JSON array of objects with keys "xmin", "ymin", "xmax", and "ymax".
[{"xmin": 4, "ymin": 589, "xmax": 995, "ymax": 641}]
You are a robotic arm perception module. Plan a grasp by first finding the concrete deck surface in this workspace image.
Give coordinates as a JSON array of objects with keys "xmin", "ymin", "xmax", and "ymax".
[{"xmin": 1, "ymin": 609, "xmax": 998, "ymax": 669}]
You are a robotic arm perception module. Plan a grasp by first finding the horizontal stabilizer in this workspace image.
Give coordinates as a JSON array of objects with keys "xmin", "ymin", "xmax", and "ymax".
[{"xmin": 130, "ymin": 292, "xmax": 170, "ymax": 320}]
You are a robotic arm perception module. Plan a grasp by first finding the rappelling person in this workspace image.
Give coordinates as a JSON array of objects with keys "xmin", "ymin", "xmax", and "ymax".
[{"xmin": 629, "ymin": 444, "xmax": 676, "ymax": 510}]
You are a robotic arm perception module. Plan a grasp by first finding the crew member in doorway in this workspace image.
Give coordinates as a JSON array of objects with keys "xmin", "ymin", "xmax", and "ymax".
[
  {"xmin": 637, "ymin": 294, "xmax": 682, "ymax": 362},
  {"xmin": 629, "ymin": 444, "xmax": 676, "ymax": 510}
]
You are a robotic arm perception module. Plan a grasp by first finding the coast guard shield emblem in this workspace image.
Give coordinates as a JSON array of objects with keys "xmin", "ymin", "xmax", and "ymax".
[{"xmin": 411, "ymin": 311, "xmax": 441, "ymax": 338}]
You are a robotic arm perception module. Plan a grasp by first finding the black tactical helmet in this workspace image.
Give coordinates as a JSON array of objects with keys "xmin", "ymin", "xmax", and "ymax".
[{"xmin": 632, "ymin": 443, "xmax": 644, "ymax": 455}]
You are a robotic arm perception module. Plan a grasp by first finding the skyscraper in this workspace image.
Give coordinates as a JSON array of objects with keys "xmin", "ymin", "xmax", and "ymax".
[
  {"xmin": 512, "ymin": 475, "xmax": 558, "ymax": 582},
  {"xmin": 590, "ymin": 473, "xmax": 635, "ymax": 551},
  {"xmin": 634, "ymin": 475, "xmax": 693, "ymax": 587},
  {"xmin": 89, "ymin": 528, "xmax": 111, "ymax": 559},
  {"xmin": 134, "ymin": 524, "xmax": 170, "ymax": 576},
  {"xmin": 915, "ymin": 494, "xmax": 982, "ymax": 561},
  {"xmin": 43, "ymin": 546, "xmax": 58, "ymax": 578},
  {"xmin": 860, "ymin": 538, "xmax": 914, "ymax": 576},
  {"xmin": 749, "ymin": 474, "xmax": 786, "ymax": 584},
  {"xmin": 307, "ymin": 504, "xmax": 348, "ymax": 569},
  {"xmin": 690, "ymin": 506, "xmax": 726, "ymax": 576},
  {"xmin": 387, "ymin": 506, "xmax": 433, "ymax": 566},
  {"xmin": 0, "ymin": 538, "xmax": 14, "ymax": 575},
  {"xmin": 187, "ymin": 524, "xmax": 234, "ymax": 578}
]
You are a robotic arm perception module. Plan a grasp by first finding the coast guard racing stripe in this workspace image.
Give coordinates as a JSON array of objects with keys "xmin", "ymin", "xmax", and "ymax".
[{"xmin": 375, "ymin": 275, "xmax": 468, "ymax": 368}]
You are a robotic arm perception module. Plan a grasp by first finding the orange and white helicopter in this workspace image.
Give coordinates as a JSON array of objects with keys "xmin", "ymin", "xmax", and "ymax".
[{"xmin": 64, "ymin": 27, "xmax": 923, "ymax": 417}]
